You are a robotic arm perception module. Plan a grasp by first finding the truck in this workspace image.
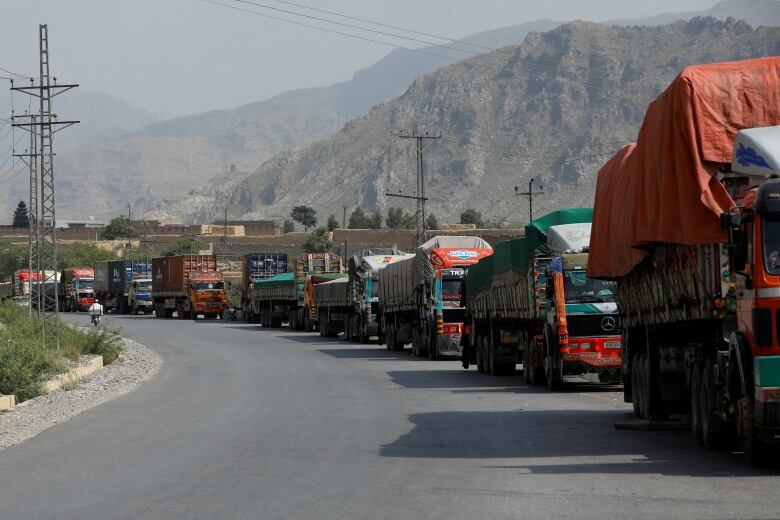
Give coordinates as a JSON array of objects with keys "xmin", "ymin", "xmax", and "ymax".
[
  {"xmin": 94, "ymin": 260, "xmax": 152, "ymax": 314},
  {"xmin": 239, "ymin": 253, "xmax": 288, "ymax": 319},
  {"xmin": 249, "ymin": 253, "xmax": 343, "ymax": 329},
  {"xmin": 59, "ymin": 267, "xmax": 95, "ymax": 312},
  {"xmin": 588, "ymin": 57, "xmax": 780, "ymax": 465},
  {"xmin": 311, "ymin": 275, "xmax": 351, "ymax": 337},
  {"xmin": 464, "ymin": 210, "xmax": 622, "ymax": 386},
  {"xmin": 11, "ymin": 269, "xmax": 40, "ymax": 305},
  {"xmin": 345, "ymin": 249, "xmax": 414, "ymax": 343},
  {"xmin": 379, "ymin": 236, "xmax": 493, "ymax": 359},
  {"xmin": 151, "ymin": 254, "xmax": 228, "ymax": 319}
]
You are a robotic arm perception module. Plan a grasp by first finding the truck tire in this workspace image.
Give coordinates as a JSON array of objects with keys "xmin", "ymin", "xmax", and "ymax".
[
  {"xmin": 544, "ymin": 330, "xmax": 562, "ymax": 391},
  {"xmin": 690, "ymin": 362, "xmax": 703, "ymax": 444},
  {"xmin": 701, "ymin": 358, "xmax": 729, "ymax": 450},
  {"xmin": 631, "ymin": 352, "xmax": 645, "ymax": 418}
]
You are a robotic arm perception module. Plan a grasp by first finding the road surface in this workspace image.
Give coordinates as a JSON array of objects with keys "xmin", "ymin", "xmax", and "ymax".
[{"xmin": 1, "ymin": 314, "xmax": 779, "ymax": 519}]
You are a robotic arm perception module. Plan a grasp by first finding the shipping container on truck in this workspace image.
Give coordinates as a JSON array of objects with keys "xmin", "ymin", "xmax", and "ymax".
[
  {"xmin": 311, "ymin": 275, "xmax": 351, "ymax": 337},
  {"xmin": 151, "ymin": 255, "xmax": 228, "ymax": 320},
  {"xmin": 465, "ymin": 210, "xmax": 622, "ymax": 384},
  {"xmin": 588, "ymin": 57, "xmax": 780, "ymax": 465},
  {"xmin": 249, "ymin": 253, "xmax": 343, "ymax": 329},
  {"xmin": 94, "ymin": 260, "xmax": 152, "ymax": 314},
  {"xmin": 379, "ymin": 236, "xmax": 492, "ymax": 359},
  {"xmin": 240, "ymin": 253, "xmax": 288, "ymax": 318},
  {"xmin": 59, "ymin": 267, "xmax": 95, "ymax": 312}
]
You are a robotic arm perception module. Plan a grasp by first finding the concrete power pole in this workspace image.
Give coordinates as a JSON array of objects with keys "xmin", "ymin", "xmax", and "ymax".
[
  {"xmin": 398, "ymin": 131, "xmax": 440, "ymax": 245},
  {"xmin": 11, "ymin": 24, "xmax": 79, "ymax": 350}
]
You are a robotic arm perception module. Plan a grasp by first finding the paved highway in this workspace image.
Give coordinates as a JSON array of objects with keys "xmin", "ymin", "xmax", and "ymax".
[{"xmin": 1, "ymin": 315, "xmax": 779, "ymax": 519}]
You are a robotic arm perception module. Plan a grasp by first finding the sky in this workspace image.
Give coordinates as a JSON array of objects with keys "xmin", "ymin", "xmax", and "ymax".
[{"xmin": 1, "ymin": 0, "xmax": 720, "ymax": 119}]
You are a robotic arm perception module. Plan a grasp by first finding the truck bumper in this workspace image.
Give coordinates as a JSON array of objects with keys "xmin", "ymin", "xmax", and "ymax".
[{"xmin": 754, "ymin": 356, "xmax": 780, "ymax": 441}]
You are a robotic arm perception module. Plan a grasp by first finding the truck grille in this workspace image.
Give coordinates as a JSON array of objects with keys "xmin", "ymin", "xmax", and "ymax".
[{"xmin": 566, "ymin": 314, "xmax": 621, "ymax": 337}]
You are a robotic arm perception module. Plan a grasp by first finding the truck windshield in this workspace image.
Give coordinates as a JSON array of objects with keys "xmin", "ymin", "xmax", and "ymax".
[
  {"xmin": 763, "ymin": 214, "xmax": 780, "ymax": 275},
  {"xmin": 136, "ymin": 282, "xmax": 152, "ymax": 293},
  {"xmin": 442, "ymin": 278, "xmax": 463, "ymax": 301},
  {"xmin": 76, "ymin": 280, "xmax": 94, "ymax": 291},
  {"xmin": 192, "ymin": 281, "xmax": 224, "ymax": 291},
  {"xmin": 563, "ymin": 271, "xmax": 616, "ymax": 302}
]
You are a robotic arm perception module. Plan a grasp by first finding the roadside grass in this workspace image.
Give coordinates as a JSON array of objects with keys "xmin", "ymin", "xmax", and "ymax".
[{"xmin": 0, "ymin": 302, "xmax": 122, "ymax": 401}]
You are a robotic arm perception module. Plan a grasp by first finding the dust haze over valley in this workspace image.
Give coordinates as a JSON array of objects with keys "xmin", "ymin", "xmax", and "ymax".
[{"xmin": 2, "ymin": 0, "xmax": 780, "ymax": 225}]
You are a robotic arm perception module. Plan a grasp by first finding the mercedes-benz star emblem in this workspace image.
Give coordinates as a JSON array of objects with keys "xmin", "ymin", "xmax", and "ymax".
[{"xmin": 601, "ymin": 316, "xmax": 617, "ymax": 332}]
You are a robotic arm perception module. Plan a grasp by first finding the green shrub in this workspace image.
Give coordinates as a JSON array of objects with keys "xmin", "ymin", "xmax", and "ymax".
[{"xmin": 0, "ymin": 328, "xmax": 63, "ymax": 401}]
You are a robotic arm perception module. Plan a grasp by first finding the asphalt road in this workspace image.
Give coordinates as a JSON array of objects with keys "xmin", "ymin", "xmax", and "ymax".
[{"xmin": 1, "ymin": 314, "xmax": 779, "ymax": 519}]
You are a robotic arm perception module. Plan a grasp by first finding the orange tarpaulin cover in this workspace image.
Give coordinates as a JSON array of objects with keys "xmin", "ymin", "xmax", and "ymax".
[{"xmin": 588, "ymin": 57, "xmax": 780, "ymax": 279}]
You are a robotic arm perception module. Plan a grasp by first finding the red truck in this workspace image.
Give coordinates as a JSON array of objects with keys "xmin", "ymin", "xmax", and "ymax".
[
  {"xmin": 152, "ymin": 255, "xmax": 228, "ymax": 320},
  {"xmin": 590, "ymin": 57, "xmax": 780, "ymax": 465},
  {"xmin": 59, "ymin": 267, "xmax": 95, "ymax": 312}
]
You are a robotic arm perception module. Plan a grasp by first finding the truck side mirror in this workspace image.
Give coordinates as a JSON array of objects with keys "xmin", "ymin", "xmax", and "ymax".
[{"xmin": 721, "ymin": 212, "xmax": 748, "ymax": 273}]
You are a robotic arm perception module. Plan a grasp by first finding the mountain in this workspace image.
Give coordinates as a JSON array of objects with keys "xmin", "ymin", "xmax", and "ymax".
[
  {"xmin": 610, "ymin": 0, "xmax": 780, "ymax": 27},
  {"xmin": 147, "ymin": 18, "xmax": 780, "ymax": 226}
]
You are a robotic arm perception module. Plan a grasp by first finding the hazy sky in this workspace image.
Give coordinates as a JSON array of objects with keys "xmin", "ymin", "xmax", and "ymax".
[{"xmin": 1, "ymin": 0, "xmax": 720, "ymax": 118}]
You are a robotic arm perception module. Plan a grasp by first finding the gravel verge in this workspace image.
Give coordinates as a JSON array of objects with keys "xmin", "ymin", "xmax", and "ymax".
[{"xmin": 0, "ymin": 337, "xmax": 162, "ymax": 452}]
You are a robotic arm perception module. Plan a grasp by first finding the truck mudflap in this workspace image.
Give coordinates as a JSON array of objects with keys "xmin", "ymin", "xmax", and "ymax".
[{"xmin": 754, "ymin": 356, "xmax": 780, "ymax": 440}]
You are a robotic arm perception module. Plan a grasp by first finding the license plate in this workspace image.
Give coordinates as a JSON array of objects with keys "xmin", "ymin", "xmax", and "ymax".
[{"xmin": 605, "ymin": 341, "xmax": 621, "ymax": 349}]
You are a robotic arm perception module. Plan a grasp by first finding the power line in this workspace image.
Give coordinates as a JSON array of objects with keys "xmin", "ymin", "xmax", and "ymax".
[
  {"xmin": 486, "ymin": 150, "xmax": 621, "ymax": 167},
  {"xmin": 0, "ymin": 65, "xmax": 34, "ymax": 79},
  {"xmin": 266, "ymin": 0, "xmax": 493, "ymax": 51},
  {"xmin": 232, "ymin": 0, "xmax": 479, "ymax": 57},
  {"xmin": 203, "ymin": 0, "xmax": 457, "ymax": 63}
]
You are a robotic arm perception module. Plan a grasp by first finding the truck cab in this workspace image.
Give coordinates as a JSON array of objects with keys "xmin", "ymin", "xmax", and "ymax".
[
  {"xmin": 719, "ymin": 126, "xmax": 780, "ymax": 456},
  {"xmin": 129, "ymin": 278, "xmax": 153, "ymax": 314},
  {"xmin": 426, "ymin": 247, "xmax": 492, "ymax": 358},
  {"xmin": 544, "ymin": 252, "xmax": 622, "ymax": 388},
  {"xmin": 188, "ymin": 272, "xmax": 228, "ymax": 319}
]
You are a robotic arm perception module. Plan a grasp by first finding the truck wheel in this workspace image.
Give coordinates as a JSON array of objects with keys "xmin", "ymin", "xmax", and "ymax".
[
  {"xmin": 631, "ymin": 353, "xmax": 644, "ymax": 418},
  {"xmin": 475, "ymin": 336, "xmax": 484, "ymax": 374},
  {"xmin": 385, "ymin": 324, "xmax": 393, "ymax": 351},
  {"xmin": 343, "ymin": 319, "xmax": 352, "ymax": 342},
  {"xmin": 737, "ymin": 392, "xmax": 769, "ymax": 467},
  {"xmin": 428, "ymin": 336, "xmax": 438, "ymax": 361},
  {"xmin": 690, "ymin": 362, "xmax": 703, "ymax": 444},
  {"xmin": 701, "ymin": 358, "xmax": 729, "ymax": 450}
]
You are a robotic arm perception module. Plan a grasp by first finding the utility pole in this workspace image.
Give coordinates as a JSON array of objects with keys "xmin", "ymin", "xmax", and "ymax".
[
  {"xmin": 515, "ymin": 177, "xmax": 544, "ymax": 225},
  {"xmin": 13, "ymin": 111, "xmax": 40, "ymax": 317},
  {"xmin": 11, "ymin": 24, "xmax": 79, "ymax": 350},
  {"xmin": 222, "ymin": 207, "xmax": 227, "ymax": 243},
  {"xmin": 342, "ymin": 205, "xmax": 347, "ymax": 261},
  {"xmin": 398, "ymin": 131, "xmax": 440, "ymax": 245}
]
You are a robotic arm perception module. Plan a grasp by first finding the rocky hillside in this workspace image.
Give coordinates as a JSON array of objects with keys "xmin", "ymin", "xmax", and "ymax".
[{"xmin": 149, "ymin": 18, "xmax": 780, "ymax": 226}]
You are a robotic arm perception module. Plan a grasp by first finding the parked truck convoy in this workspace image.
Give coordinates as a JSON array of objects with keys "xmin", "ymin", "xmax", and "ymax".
[
  {"xmin": 249, "ymin": 253, "xmax": 343, "ymax": 329},
  {"xmin": 379, "ymin": 236, "xmax": 493, "ymax": 359},
  {"xmin": 152, "ymin": 254, "xmax": 228, "ymax": 319},
  {"xmin": 11, "ymin": 269, "xmax": 40, "ymax": 305},
  {"xmin": 239, "ymin": 253, "xmax": 288, "ymax": 319},
  {"xmin": 59, "ymin": 267, "xmax": 95, "ymax": 312},
  {"xmin": 313, "ymin": 249, "xmax": 413, "ymax": 342},
  {"xmin": 95, "ymin": 260, "xmax": 152, "ymax": 314},
  {"xmin": 465, "ymin": 209, "xmax": 622, "ymax": 386},
  {"xmin": 589, "ymin": 57, "xmax": 780, "ymax": 465}
]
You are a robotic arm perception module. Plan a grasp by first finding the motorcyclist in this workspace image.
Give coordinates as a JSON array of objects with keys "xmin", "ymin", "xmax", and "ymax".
[{"xmin": 89, "ymin": 299, "xmax": 104, "ymax": 325}]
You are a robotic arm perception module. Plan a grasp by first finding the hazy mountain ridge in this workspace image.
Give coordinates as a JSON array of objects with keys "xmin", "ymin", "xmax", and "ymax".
[{"xmin": 148, "ymin": 17, "xmax": 780, "ymax": 225}]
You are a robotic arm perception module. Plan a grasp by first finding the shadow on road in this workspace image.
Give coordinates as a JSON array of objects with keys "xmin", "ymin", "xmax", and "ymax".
[
  {"xmin": 387, "ymin": 369, "xmax": 528, "ymax": 390},
  {"xmin": 379, "ymin": 409, "xmax": 774, "ymax": 475}
]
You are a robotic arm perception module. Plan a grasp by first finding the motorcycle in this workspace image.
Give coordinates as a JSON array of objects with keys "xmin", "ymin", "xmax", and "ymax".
[{"xmin": 91, "ymin": 313, "xmax": 101, "ymax": 326}]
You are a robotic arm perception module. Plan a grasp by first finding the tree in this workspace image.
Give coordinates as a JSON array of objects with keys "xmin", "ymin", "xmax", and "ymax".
[
  {"xmin": 59, "ymin": 241, "xmax": 116, "ymax": 268},
  {"xmin": 12, "ymin": 201, "xmax": 29, "ymax": 228},
  {"xmin": 282, "ymin": 220, "xmax": 295, "ymax": 233},
  {"xmin": 303, "ymin": 227, "xmax": 332, "ymax": 253},
  {"xmin": 326, "ymin": 214, "xmax": 339, "ymax": 232},
  {"xmin": 426, "ymin": 214, "xmax": 439, "ymax": 230},
  {"xmin": 386, "ymin": 207, "xmax": 415, "ymax": 229},
  {"xmin": 367, "ymin": 210, "xmax": 382, "ymax": 229},
  {"xmin": 348, "ymin": 207, "xmax": 369, "ymax": 229},
  {"xmin": 0, "ymin": 240, "xmax": 27, "ymax": 282},
  {"xmin": 460, "ymin": 208, "xmax": 484, "ymax": 228},
  {"xmin": 101, "ymin": 217, "xmax": 139, "ymax": 240},
  {"xmin": 161, "ymin": 237, "xmax": 205, "ymax": 255},
  {"xmin": 290, "ymin": 205, "xmax": 317, "ymax": 231}
]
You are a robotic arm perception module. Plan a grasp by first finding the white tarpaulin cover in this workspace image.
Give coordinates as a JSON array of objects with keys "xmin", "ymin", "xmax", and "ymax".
[{"xmin": 547, "ymin": 223, "xmax": 592, "ymax": 253}]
